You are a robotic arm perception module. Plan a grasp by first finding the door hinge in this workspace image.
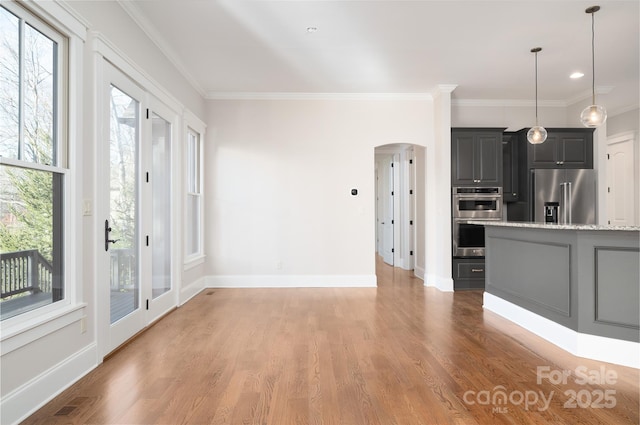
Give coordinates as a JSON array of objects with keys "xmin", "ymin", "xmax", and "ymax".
[
  {"xmin": 146, "ymin": 299, "xmax": 149, "ymax": 310},
  {"xmin": 608, "ymin": 187, "xmax": 610, "ymax": 193},
  {"xmin": 607, "ymin": 153, "xmax": 610, "ymax": 159},
  {"xmin": 146, "ymin": 109, "xmax": 149, "ymax": 119},
  {"xmin": 409, "ymin": 159, "xmax": 413, "ymax": 164},
  {"xmin": 391, "ymin": 163, "xmax": 394, "ymax": 168},
  {"xmin": 410, "ymin": 250, "xmax": 413, "ymax": 256},
  {"xmin": 391, "ymin": 191, "xmax": 394, "ymax": 196},
  {"xmin": 410, "ymin": 220, "xmax": 413, "ymax": 225},
  {"xmin": 391, "ymin": 248, "xmax": 394, "ymax": 253},
  {"xmin": 608, "ymin": 220, "xmax": 611, "ymax": 224},
  {"xmin": 391, "ymin": 219, "xmax": 394, "ymax": 224},
  {"xmin": 409, "ymin": 189, "xmax": 413, "ymax": 195},
  {"xmin": 146, "ymin": 235, "xmax": 149, "ymax": 246},
  {"xmin": 146, "ymin": 172, "xmax": 149, "ymax": 182}
]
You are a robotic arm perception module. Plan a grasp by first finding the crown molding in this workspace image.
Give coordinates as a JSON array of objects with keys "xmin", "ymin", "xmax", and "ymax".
[
  {"xmin": 566, "ymin": 86, "xmax": 615, "ymax": 106},
  {"xmin": 431, "ymin": 84, "xmax": 458, "ymax": 97},
  {"xmin": 206, "ymin": 92, "xmax": 434, "ymax": 101},
  {"xmin": 117, "ymin": 0, "xmax": 206, "ymax": 98},
  {"xmin": 608, "ymin": 103, "xmax": 640, "ymax": 118}
]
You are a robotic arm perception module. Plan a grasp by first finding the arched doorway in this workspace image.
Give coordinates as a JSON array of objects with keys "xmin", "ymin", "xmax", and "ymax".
[{"xmin": 374, "ymin": 143, "xmax": 424, "ymax": 272}]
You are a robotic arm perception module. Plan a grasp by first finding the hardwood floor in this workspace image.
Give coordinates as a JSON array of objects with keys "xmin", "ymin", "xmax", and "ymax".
[{"xmin": 22, "ymin": 258, "xmax": 639, "ymax": 424}]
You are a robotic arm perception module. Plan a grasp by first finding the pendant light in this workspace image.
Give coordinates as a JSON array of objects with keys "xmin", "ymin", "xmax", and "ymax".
[
  {"xmin": 580, "ymin": 5, "xmax": 607, "ymax": 127},
  {"xmin": 527, "ymin": 47, "xmax": 547, "ymax": 144}
]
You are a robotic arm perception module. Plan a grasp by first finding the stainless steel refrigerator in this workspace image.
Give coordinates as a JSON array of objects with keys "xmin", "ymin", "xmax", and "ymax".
[{"xmin": 532, "ymin": 169, "xmax": 597, "ymax": 224}]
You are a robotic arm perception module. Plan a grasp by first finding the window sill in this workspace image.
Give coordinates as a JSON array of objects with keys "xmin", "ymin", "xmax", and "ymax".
[{"xmin": 0, "ymin": 302, "xmax": 87, "ymax": 356}]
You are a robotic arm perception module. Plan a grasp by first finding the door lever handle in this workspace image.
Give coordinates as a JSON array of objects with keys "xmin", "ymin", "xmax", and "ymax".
[{"xmin": 105, "ymin": 219, "xmax": 119, "ymax": 251}]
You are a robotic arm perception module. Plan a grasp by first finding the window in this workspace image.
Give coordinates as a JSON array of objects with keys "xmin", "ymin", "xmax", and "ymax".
[
  {"xmin": 185, "ymin": 127, "xmax": 202, "ymax": 260},
  {"xmin": 0, "ymin": 3, "xmax": 67, "ymax": 320}
]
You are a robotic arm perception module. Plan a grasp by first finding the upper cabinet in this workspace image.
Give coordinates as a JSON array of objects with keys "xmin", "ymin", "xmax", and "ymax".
[
  {"xmin": 526, "ymin": 128, "xmax": 594, "ymax": 169},
  {"xmin": 451, "ymin": 128, "xmax": 504, "ymax": 186}
]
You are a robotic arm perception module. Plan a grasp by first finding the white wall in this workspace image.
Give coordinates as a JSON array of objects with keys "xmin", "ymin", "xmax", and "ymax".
[
  {"xmin": 452, "ymin": 102, "xmax": 568, "ymax": 130},
  {"xmin": 607, "ymin": 108, "xmax": 640, "ymax": 137},
  {"xmin": 205, "ymin": 98, "xmax": 435, "ymax": 286}
]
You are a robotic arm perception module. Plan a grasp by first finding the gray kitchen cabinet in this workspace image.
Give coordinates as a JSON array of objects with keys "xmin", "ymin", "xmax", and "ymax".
[
  {"xmin": 527, "ymin": 128, "xmax": 594, "ymax": 169},
  {"xmin": 451, "ymin": 128, "xmax": 504, "ymax": 186},
  {"xmin": 453, "ymin": 258, "xmax": 485, "ymax": 290}
]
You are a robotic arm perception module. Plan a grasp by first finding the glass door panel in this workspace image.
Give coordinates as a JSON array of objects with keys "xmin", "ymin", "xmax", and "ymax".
[
  {"xmin": 151, "ymin": 113, "xmax": 171, "ymax": 299},
  {"xmin": 108, "ymin": 85, "xmax": 139, "ymax": 324}
]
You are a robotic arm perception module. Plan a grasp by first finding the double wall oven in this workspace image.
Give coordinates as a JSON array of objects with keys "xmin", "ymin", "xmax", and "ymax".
[{"xmin": 452, "ymin": 187, "xmax": 502, "ymax": 257}]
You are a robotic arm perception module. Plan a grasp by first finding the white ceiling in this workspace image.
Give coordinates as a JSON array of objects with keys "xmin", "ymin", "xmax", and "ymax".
[{"xmin": 122, "ymin": 0, "xmax": 638, "ymax": 113}]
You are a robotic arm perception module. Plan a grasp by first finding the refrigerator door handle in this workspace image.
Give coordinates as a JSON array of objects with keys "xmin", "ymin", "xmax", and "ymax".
[
  {"xmin": 566, "ymin": 182, "xmax": 572, "ymax": 224},
  {"xmin": 560, "ymin": 182, "xmax": 567, "ymax": 224}
]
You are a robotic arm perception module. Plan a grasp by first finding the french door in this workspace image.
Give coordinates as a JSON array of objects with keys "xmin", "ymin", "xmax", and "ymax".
[{"xmin": 99, "ymin": 61, "xmax": 176, "ymax": 356}]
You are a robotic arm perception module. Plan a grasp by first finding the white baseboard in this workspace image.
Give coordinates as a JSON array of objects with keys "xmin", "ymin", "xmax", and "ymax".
[
  {"xmin": 1, "ymin": 343, "xmax": 98, "ymax": 425},
  {"xmin": 179, "ymin": 277, "xmax": 206, "ymax": 306},
  {"xmin": 207, "ymin": 274, "xmax": 377, "ymax": 288},
  {"xmin": 424, "ymin": 273, "xmax": 454, "ymax": 292},
  {"xmin": 483, "ymin": 292, "xmax": 639, "ymax": 369},
  {"xmin": 414, "ymin": 265, "xmax": 425, "ymax": 280}
]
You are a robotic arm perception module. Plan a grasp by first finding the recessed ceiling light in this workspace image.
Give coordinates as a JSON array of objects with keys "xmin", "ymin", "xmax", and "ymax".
[
  {"xmin": 306, "ymin": 27, "xmax": 318, "ymax": 33},
  {"xmin": 570, "ymin": 72, "xmax": 585, "ymax": 79}
]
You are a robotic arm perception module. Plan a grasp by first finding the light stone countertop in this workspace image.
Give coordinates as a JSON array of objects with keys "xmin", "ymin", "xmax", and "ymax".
[{"xmin": 465, "ymin": 220, "xmax": 640, "ymax": 232}]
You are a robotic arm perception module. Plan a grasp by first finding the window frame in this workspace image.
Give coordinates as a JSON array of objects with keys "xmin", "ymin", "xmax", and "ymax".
[
  {"xmin": 0, "ymin": 0, "xmax": 85, "ymax": 350},
  {"xmin": 183, "ymin": 112, "xmax": 205, "ymax": 267},
  {"xmin": 0, "ymin": 1, "xmax": 68, "ymax": 167}
]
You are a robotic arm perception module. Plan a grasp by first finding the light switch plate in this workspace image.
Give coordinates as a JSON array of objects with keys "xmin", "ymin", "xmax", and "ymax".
[{"xmin": 83, "ymin": 199, "xmax": 92, "ymax": 216}]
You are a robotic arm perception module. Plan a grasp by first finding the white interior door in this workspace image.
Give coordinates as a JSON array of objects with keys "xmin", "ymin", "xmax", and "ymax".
[
  {"xmin": 99, "ymin": 61, "xmax": 177, "ymax": 356},
  {"xmin": 407, "ymin": 148, "xmax": 416, "ymax": 270},
  {"xmin": 380, "ymin": 155, "xmax": 394, "ymax": 265},
  {"xmin": 606, "ymin": 135, "xmax": 636, "ymax": 225}
]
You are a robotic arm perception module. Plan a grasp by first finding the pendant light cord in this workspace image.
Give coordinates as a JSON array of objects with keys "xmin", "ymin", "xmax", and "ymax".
[
  {"xmin": 591, "ymin": 11, "xmax": 596, "ymax": 105},
  {"xmin": 534, "ymin": 50, "xmax": 539, "ymax": 126}
]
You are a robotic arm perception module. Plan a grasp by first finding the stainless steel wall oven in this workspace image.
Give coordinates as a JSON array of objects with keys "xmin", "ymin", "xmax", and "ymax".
[{"xmin": 452, "ymin": 187, "xmax": 503, "ymax": 257}]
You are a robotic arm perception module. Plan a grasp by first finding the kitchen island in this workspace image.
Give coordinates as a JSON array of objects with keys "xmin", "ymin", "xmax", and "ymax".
[{"xmin": 467, "ymin": 220, "xmax": 640, "ymax": 368}]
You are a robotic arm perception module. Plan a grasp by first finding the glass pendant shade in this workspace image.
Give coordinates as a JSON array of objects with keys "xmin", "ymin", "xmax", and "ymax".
[
  {"xmin": 527, "ymin": 125, "xmax": 548, "ymax": 144},
  {"xmin": 580, "ymin": 104, "xmax": 607, "ymax": 128}
]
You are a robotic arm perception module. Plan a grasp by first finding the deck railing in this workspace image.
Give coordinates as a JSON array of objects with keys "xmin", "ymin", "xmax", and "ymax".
[
  {"xmin": 110, "ymin": 248, "xmax": 136, "ymax": 291},
  {"xmin": 1, "ymin": 248, "xmax": 135, "ymax": 299},
  {"xmin": 0, "ymin": 250, "xmax": 54, "ymax": 299}
]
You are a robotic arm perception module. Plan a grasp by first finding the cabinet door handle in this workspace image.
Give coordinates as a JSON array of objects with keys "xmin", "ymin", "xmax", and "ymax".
[{"xmin": 471, "ymin": 268, "xmax": 484, "ymax": 273}]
